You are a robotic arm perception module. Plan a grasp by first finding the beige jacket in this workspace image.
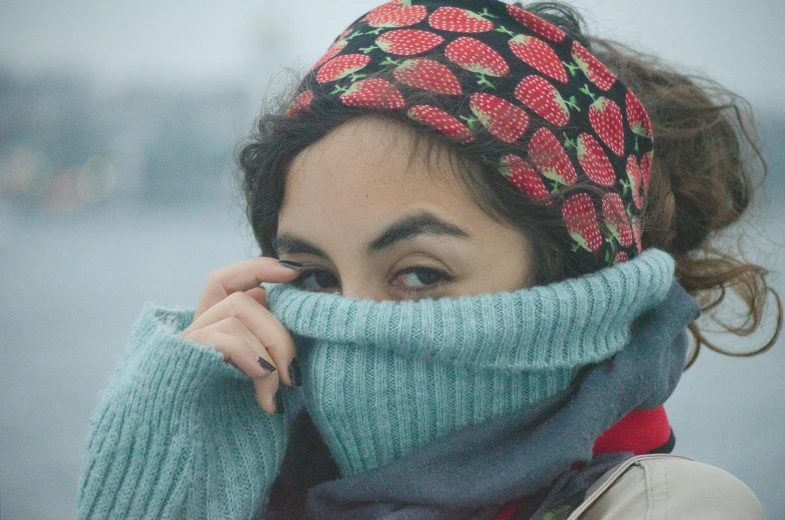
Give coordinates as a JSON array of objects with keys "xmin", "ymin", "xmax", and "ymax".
[{"xmin": 565, "ymin": 454, "xmax": 766, "ymax": 519}]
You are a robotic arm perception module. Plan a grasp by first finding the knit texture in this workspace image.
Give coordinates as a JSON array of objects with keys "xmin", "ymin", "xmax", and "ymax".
[
  {"xmin": 77, "ymin": 305, "xmax": 289, "ymax": 519},
  {"xmin": 265, "ymin": 247, "xmax": 675, "ymax": 476}
]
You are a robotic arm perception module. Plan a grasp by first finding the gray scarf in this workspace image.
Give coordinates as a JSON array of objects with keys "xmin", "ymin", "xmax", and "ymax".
[{"xmin": 266, "ymin": 280, "xmax": 700, "ymax": 519}]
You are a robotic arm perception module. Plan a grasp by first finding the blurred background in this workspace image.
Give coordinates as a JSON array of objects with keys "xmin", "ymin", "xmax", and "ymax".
[{"xmin": 0, "ymin": 0, "xmax": 783, "ymax": 518}]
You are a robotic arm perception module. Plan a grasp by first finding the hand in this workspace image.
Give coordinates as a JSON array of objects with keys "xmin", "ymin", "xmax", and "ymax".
[{"xmin": 181, "ymin": 257, "xmax": 302, "ymax": 414}]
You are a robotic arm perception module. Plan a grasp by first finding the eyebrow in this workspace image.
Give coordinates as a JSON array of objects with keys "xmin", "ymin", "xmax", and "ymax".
[
  {"xmin": 272, "ymin": 234, "xmax": 329, "ymax": 258},
  {"xmin": 273, "ymin": 212, "xmax": 470, "ymax": 258},
  {"xmin": 366, "ymin": 212, "xmax": 469, "ymax": 253}
]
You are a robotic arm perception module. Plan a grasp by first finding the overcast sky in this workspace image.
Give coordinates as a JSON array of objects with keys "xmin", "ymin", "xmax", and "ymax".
[{"xmin": 1, "ymin": 0, "xmax": 783, "ymax": 112}]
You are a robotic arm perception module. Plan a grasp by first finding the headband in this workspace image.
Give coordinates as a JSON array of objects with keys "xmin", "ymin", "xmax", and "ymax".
[{"xmin": 284, "ymin": 0, "xmax": 654, "ymax": 269}]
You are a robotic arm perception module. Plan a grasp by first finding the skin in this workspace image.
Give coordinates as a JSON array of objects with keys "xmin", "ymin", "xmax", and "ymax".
[{"xmin": 183, "ymin": 116, "xmax": 534, "ymax": 413}]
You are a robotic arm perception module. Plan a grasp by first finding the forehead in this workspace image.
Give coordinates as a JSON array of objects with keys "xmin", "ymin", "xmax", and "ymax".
[
  {"xmin": 287, "ymin": 116, "xmax": 456, "ymax": 186},
  {"xmin": 276, "ymin": 116, "xmax": 518, "ymax": 256},
  {"xmin": 281, "ymin": 117, "xmax": 477, "ymax": 225}
]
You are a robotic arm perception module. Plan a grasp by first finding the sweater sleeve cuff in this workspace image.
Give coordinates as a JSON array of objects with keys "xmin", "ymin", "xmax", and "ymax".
[
  {"xmin": 79, "ymin": 303, "xmax": 290, "ymax": 518},
  {"xmin": 103, "ymin": 302, "xmax": 250, "ymax": 402}
]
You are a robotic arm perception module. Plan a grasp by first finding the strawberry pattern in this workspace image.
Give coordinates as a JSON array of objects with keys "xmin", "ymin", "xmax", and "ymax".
[
  {"xmin": 569, "ymin": 41, "xmax": 617, "ymax": 91},
  {"xmin": 428, "ymin": 7, "xmax": 496, "ymax": 33},
  {"xmin": 572, "ymin": 133, "xmax": 616, "ymax": 187},
  {"xmin": 499, "ymin": 154, "xmax": 553, "ymax": 204},
  {"xmin": 529, "ymin": 127, "xmax": 577, "ymax": 187},
  {"xmin": 639, "ymin": 151, "xmax": 653, "ymax": 195},
  {"xmin": 468, "ymin": 92, "xmax": 529, "ymax": 143},
  {"xmin": 285, "ymin": 90, "xmax": 315, "ymax": 117},
  {"xmin": 563, "ymin": 193, "xmax": 603, "ymax": 252},
  {"xmin": 362, "ymin": 0, "xmax": 411, "ymax": 21},
  {"xmin": 614, "ymin": 251, "xmax": 629, "ymax": 264},
  {"xmin": 365, "ymin": 4, "xmax": 428, "ymax": 31},
  {"xmin": 312, "ymin": 40, "xmax": 349, "ymax": 71},
  {"xmin": 393, "ymin": 58, "xmax": 462, "ymax": 95},
  {"xmin": 584, "ymin": 93, "xmax": 625, "ymax": 157},
  {"xmin": 625, "ymin": 90, "xmax": 653, "ymax": 154},
  {"xmin": 624, "ymin": 154, "xmax": 644, "ymax": 211},
  {"xmin": 340, "ymin": 79, "xmax": 406, "ymax": 109},
  {"xmin": 625, "ymin": 91, "xmax": 652, "ymax": 138},
  {"xmin": 316, "ymin": 54, "xmax": 371, "ymax": 83},
  {"xmin": 362, "ymin": 29, "xmax": 445, "ymax": 55},
  {"xmin": 408, "ymin": 104, "xmax": 474, "ymax": 143},
  {"xmin": 514, "ymin": 75, "xmax": 576, "ymax": 127},
  {"xmin": 505, "ymin": 4, "xmax": 566, "ymax": 42},
  {"xmin": 631, "ymin": 215, "xmax": 643, "ymax": 254},
  {"xmin": 287, "ymin": 0, "xmax": 654, "ymax": 268},
  {"xmin": 602, "ymin": 192, "xmax": 634, "ymax": 248},
  {"xmin": 506, "ymin": 33, "xmax": 568, "ymax": 83},
  {"xmin": 445, "ymin": 37, "xmax": 510, "ymax": 88}
]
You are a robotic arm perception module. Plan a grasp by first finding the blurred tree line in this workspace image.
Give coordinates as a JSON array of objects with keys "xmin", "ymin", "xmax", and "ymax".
[
  {"xmin": 0, "ymin": 65, "xmax": 782, "ymax": 214},
  {"xmin": 0, "ymin": 67, "xmax": 252, "ymax": 212}
]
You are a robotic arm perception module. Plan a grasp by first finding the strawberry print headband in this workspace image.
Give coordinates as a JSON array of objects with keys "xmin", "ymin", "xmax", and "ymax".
[{"xmin": 285, "ymin": 0, "xmax": 654, "ymax": 268}]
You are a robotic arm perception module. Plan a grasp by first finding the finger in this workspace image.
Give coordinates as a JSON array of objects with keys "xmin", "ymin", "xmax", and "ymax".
[
  {"xmin": 245, "ymin": 286, "xmax": 267, "ymax": 306},
  {"xmin": 182, "ymin": 327, "xmax": 276, "ymax": 380},
  {"xmin": 186, "ymin": 289, "xmax": 268, "ymax": 336},
  {"xmin": 196, "ymin": 257, "xmax": 302, "ymax": 317},
  {"xmin": 254, "ymin": 370, "xmax": 281, "ymax": 414},
  {"xmin": 212, "ymin": 316, "xmax": 280, "ymax": 377},
  {"xmin": 185, "ymin": 292, "xmax": 298, "ymax": 386}
]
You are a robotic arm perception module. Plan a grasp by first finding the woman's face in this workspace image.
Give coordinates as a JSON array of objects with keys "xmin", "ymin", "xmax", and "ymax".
[{"xmin": 276, "ymin": 117, "xmax": 534, "ymax": 301}]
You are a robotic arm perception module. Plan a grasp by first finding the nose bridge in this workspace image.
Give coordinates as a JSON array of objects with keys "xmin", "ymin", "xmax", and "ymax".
[
  {"xmin": 339, "ymin": 277, "xmax": 387, "ymax": 302},
  {"xmin": 330, "ymin": 252, "xmax": 392, "ymax": 302}
]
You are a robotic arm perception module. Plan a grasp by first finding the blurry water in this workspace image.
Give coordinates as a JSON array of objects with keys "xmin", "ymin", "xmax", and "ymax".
[{"xmin": 1, "ymin": 199, "xmax": 783, "ymax": 519}]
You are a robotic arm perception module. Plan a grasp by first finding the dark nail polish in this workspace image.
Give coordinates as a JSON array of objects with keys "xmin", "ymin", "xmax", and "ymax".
[
  {"xmin": 278, "ymin": 260, "xmax": 304, "ymax": 270},
  {"xmin": 257, "ymin": 356, "xmax": 276, "ymax": 374},
  {"xmin": 288, "ymin": 358, "xmax": 302, "ymax": 387},
  {"xmin": 274, "ymin": 389, "xmax": 285, "ymax": 414}
]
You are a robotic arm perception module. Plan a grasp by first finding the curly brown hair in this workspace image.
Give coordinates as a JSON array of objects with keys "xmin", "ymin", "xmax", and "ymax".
[
  {"xmin": 583, "ymin": 35, "xmax": 782, "ymax": 368},
  {"xmin": 237, "ymin": 2, "xmax": 781, "ymax": 370}
]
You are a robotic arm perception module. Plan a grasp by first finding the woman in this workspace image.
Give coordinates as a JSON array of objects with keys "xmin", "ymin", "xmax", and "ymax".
[{"xmin": 77, "ymin": 1, "xmax": 781, "ymax": 518}]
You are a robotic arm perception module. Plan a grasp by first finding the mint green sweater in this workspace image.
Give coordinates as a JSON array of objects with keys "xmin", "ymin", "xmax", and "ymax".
[
  {"xmin": 77, "ymin": 305, "xmax": 290, "ymax": 518},
  {"xmin": 77, "ymin": 248, "xmax": 675, "ymax": 518}
]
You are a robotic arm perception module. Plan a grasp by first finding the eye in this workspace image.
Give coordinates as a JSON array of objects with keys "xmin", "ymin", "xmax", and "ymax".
[
  {"xmin": 394, "ymin": 267, "xmax": 450, "ymax": 291},
  {"xmin": 295, "ymin": 269, "xmax": 340, "ymax": 292}
]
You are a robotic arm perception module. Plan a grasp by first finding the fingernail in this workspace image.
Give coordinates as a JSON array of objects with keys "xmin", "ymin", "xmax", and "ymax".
[
  {"xmin": 288, "ymin": 358, "xmax": 302, "ymax": 387},
  {"xmin": 274, "ymin": 389, "xmax": 285, "ymax": 414},
  {"xmin": 257, "ymin": 356, "xmax": 276, "ymax": 374},
  {"xmin": 278, "ymin": 260, "xmax": 304, "ymax": 270}
]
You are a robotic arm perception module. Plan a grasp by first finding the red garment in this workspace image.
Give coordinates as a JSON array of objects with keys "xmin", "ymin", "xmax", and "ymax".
[
  {"xmin": 492, "ymin": 406, "xmax": 672, "ymax": 519},
  {"xmin": 592, "ymin": 406, "xmax": 671, "ymax": 457}
]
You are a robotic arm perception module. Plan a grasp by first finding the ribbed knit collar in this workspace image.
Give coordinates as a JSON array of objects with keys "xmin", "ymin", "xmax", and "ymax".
[
  {"xmin": 266, "ymin": 247, "xmax": 675, "ymax": 370},
  {"xmin": 292, "ymin": 278, "xmax": 701, "ymax": 520},
  {"xmin": 261, "ymin": 248, "xmax": 701, "ymax": 519}
]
